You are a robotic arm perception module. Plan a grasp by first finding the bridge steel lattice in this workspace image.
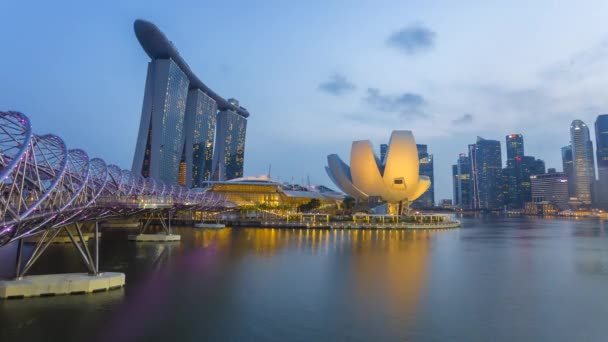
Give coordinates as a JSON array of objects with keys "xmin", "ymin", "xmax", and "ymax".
[{"xmin": 0, "ymin": 111, "xmax": 233, "ymax": 278}]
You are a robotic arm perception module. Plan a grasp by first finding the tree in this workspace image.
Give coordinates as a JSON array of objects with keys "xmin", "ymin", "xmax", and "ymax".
[
  {"xmin": 342, "ymin": 196, "xmax": 356, "ymax": 210},
  {"xmin": 298, "ymin": 199, "xmax": 322, "ymax": 212}
]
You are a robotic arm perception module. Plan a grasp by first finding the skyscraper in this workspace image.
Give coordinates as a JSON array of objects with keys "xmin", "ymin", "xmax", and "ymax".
[
  {"xmin": 184, "ymin": 89, "xmax": 217, "ymax": 187},
  {"xmin": 132, "ymin": 58, "xmax": 190, "ymax": 183},
  {"xmin": 380, "ymin": 144, "xmax": 388, "ymax": 163},
  {"xmin": 520, "ymin": 156, "xmax": 545, "ymax": 206},
  {"xmin": 212, "ymin": 99, "xmax": 248, "ymax": 181},
  {"xmin": 452, "ymin": 164, "xmax": 459, "ymax": 206},
  {"xmin": 470, "ymin": 137, "xmax": 503, "ymax": 210},
  {"xmin": 595, "ymin": 115, "xmax": 608, "ymax": 208},
  {"xmin": 413, "ymin": 144, "xmax": 434, "ymax": 208},
  {"xmin": 131, "ymin": 20, "xmax": 250, "ymax": 185},
  {"xmin": 561, "ymin": 145, "xmax": 575, "ymax": 198},
  {"xmin": 506, "ymin": 134, "xmax": 524, "ymax": 161},
  {"xmin": 570, "ymin": 120, "xmax": 595, "ymax": 204},
  {"xmin": 504, "ymin": 134, "xmax": 525, "ymax": 209},
  {"xmin": 454, "ymin": 153, "xmax": 472, "ymax": 209}
]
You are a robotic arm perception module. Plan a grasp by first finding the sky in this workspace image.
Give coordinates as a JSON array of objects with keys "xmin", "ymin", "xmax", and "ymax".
[{"xmin": 2, "ymin": 0, "xmax": 608, "ymax": 201}]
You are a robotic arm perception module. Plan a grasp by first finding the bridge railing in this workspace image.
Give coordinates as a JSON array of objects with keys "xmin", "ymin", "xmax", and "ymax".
[{"xmin": 0, "ymin": 111, "xmax": 233, "ymax": 246}]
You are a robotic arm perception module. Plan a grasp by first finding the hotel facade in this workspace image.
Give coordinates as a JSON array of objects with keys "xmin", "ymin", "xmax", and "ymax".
[{"xmin": 131, "ymin": 20, "xmax": 249, "ymax": 186}]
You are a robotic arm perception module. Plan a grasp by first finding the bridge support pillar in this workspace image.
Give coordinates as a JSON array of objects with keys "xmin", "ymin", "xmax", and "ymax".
[
  {"xmin": 14, "ymin": 238, "xmax": 23, "ymax": 280},
  {"xmin": 1, "ymin": 222, "xmax": 125, "ymax": 300},
  {"xmin": 128, "ymin": 209, "xmax": 180, "ymax": 242}
]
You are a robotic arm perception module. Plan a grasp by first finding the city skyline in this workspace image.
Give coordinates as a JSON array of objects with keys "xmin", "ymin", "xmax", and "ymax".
[{"xmin": 4, "ymin": 1, "xmax": 608, "ymax": 200}]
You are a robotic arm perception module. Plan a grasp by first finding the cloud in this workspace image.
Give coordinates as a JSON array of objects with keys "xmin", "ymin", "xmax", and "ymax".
[
  {"xmin": 540, "ymin": 39, "xmax": 608, "ymax": 83},
  {"xmin": 387, "ymin": 24, "xmax": 436, "ymax": 55},
  {"xmin": 364, "ymin": 88, "xmax": 427, "ymax": 118},
  {"xmin": 318, "ymin": 74, "xmax": 356, "ymax": 96},
  {"xmin": 452, "ymin": 113, "xmax": 473, "ymax": 125}
]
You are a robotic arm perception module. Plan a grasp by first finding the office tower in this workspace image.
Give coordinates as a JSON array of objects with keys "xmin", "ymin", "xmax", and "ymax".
[
  {"xmin": 561, "ymin": 145, "xmax": 575, "ymax": 198},
  {"xmin": 452, "ymin": 164, "xmax": 459, "ymax": 206},
  {"xmin": 455, "ymin": 153, "xmax": 472, "ymax": 209},
  {"xmin": 547, "ymin": 168, "xmax": 556, "ymax": 174},
  {"xmin": 506, "ymin": 134, "xmax": 524, "ymax": 160},
  {"xmin": 212, "ymin": 99, "xmax": 248, "ymax": 181},
  {"xmin": 413, "ymin": 144, "xmax": 434, "ymax": 208},
  {"xmin": 470, "ymin": 137, "xmax": 503, "ymax": 210},
  {"xmin": 570, "ymin": 120, "xmax": 595, "ymax": 204},
  {"xmin": 504, "ymin": 134, "xmax": 525, "ymax": 209},
  {"xmin": 501, "ymin": 167, "xmax": 510, "ymax": 208},
  {"xmin": 525, "ymin": 157, "xmax": 545, "ymax": 176},
  {"xmin": 131, "ymin": 20, "xmax": 250, "ymax": 185},
  {"xmin": 380, "ymin": 144, "xmax": 388, "ymax": 163},
  {"xmin": 518, "ymin": 156, "xmax": 545, "ymax": 205},
  {"xmin": 184, "ymin": 89, "xmax": 217, "ymax": 187},
  {"xmin": 531, "ymin": 172, "xmax": 569, "ymax": 210},
  {"xmin": 595, "ymin": 115, "xmax": 608, "ymax": 208},
  {"xmin": 132, "ymin": 58, "xmax": 190, "ymax": 183}
]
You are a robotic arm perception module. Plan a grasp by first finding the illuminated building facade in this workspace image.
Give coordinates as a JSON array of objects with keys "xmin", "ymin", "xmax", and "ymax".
[
  {"xmin": 453, "ymin": 153, "xmax": 472, "ymax": 209},
  {"xmin": 325, "ymin": 130, "xmax": 431, "ymax": 214},
  {"xmin": 413, "ymin": 144, "xmax": 434, "ymax": 208},
  {"xmin": 504, "ymin": 134, "xmax": 525, "ymax": 209},
  {"xmin": 570, "ymin": 120, "xmax": 595, "ymax": 204},
  {"xmin": 185, "ymin": 89, "xmax": 217, "ymax": 187},
  {"xmin": 561, "ymin": 145, "xmax": 575, "ymax": 198},
  {"xmin": 178, "ymin": 156, "xmax": 187, "ymax": 186},
  {"xmin": 452, "ymin": 164, "xmax": 459, "ymax": 206},
  {"xmin": 501, "ymin": 134, "xmax": 545, "ymax": 209},
  {"xmin": 595, "ymin": 114, "xmax": 608, "ymax": 208},
  {"xmin": 132, "ymin": 58, "xmax": 190, "ymax": 183},
  {"xmin": 470, "ymin": 137, "xmax": 503, "ymax": 210},
  {"xmin": 530, "ymin": 171, "xmax": 569, "ymax": 210},
  {"xmin": 207, "ymin": 177, "xmax": 343, "ymax": 209},
  {"xmin": 131, "ymin": 19, "xmax": 249, "ymax": 185},
  {"xmin": 212, "ymin": 98, "xmax": 248, "ymax": 181}
]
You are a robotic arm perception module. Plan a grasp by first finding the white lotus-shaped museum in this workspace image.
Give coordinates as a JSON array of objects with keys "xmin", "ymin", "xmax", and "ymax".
[{"xmin": 325, "ymin": 130, "xmax": 430, "ymax": 205}]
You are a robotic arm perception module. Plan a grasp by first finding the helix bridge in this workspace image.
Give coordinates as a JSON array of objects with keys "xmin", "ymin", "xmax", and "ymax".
[{"xmin": 0, "ymin": 111, "xmax": 233, "ymax": 280}]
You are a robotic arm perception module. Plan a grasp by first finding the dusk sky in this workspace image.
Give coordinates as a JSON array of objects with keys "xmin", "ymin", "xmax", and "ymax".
[{"xmin": 3, "ymin": 0, "xmax": 608, "ymax": 201}]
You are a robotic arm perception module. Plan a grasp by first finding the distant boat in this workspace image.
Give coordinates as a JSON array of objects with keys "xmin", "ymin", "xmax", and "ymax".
[{"xmin": 194, "ymin": 222, "xmax": 225, "ymax": 229}]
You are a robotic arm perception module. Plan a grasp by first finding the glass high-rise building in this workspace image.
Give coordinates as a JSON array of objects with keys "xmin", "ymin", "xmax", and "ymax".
[
  {"xmin": 452, "ymin": 164, "xmax": 459, "ymax": 206},
  {"xmin": 413, "ymin": 144, "xmax": 434, "ymax": 208},
  {"xmin": 561, "ymin": 145, "xmax": 575, "ymax": 198},
  {"xmin": 380, "ymin": 144, "xmax": 388, "ymax": 164},
  {"xmin": 520, "ymin": 156, "xmax": 545, "ymax": 205},
  {"xmin": 185, "ymin": 89, "xmax": 217, "ymax": 187},
  {"xmin": 595, "ymin": 115, "xmax": 608, "ymax": 208},
  {"xmin": 453, "ymin": 153, "xmax": 472, "ymax": 209},
  {"xmin": 504, "ymin": 134, "xmax": 525, "ymax": 209},
  {"xmin": 506, "ymin": 134, "xmax": 524, "ymax": 161},
  {"xmin": 212, "ymin": 100, "xmax": 248, "ymax": 181},
  {"xmin": 470, "ymin": 137, "xmax": 503, "ymax": 210},
  {"xmin": 132, "ymin": 58, "xmax": 190, "ymax": 183},
  {"xmin": 501, "ymin": 134, "xmax": 544, "ymax": 209},
  {"xmin": 131, "ymin": 20, "xmax": 250, "ymax": 186},
  {"xmin": 570, "ymin": 120, "xmax": 595, "ymax": 204}
]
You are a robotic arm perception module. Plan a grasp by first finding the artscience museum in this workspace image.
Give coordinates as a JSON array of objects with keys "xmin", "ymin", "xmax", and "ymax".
[{"xmin": 326, "ymin": 130, "xmax": 431, "ymax": 214}]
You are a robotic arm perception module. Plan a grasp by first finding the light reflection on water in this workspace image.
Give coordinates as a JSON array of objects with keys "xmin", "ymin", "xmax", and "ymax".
[{"xmin": 2, "ymin": 218, "xmax": 608, "ymax": 341}]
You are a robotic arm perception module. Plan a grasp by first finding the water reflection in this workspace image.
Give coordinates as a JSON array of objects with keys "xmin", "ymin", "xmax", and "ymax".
[
  {"xmin": 1, "ymin": 227, "xmax": 439, "ymax": 341},
  {"xmin": 187, "ymin": 227, "xmax": 435, "ymax": 335},
  {"xmin": 5, "ymin": 218, "xmax": 608, "ymax": 341}
]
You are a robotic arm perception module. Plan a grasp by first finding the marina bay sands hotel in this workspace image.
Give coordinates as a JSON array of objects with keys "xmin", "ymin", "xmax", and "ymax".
[{"xmin": 131, "ymin": 19, "xmax": 249, "ymax": 187}]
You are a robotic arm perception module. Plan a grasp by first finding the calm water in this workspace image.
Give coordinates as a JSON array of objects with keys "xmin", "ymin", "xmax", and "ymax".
[{"xmin": 2, "ymin": 217, "xmax": 608, "ymax": 341}]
